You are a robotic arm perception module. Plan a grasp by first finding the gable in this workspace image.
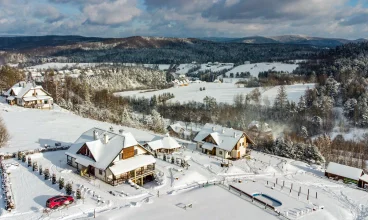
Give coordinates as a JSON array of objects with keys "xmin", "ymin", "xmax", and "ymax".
[
  {"xmin": 77, "ymin": 143, "xmax": 96, "ymax": 161},
  {"xmin": 204, "ymin": 134, "xmax": 218, "ymax": 145},
  {"xmin": 23, "ymin": 88, "xmax": 48, "ymax": 98}
]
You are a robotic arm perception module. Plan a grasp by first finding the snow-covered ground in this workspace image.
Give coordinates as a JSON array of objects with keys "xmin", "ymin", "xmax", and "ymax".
[
  {"xmin": 115, "ymin": 83, "xmax": 315, "ymax": 104},
  {"xmin": 225, "ymin": 62, "xmax": 299, "ymax": 78},
  {"xmin": 27, "ymin": 63, "xmax": 109, "ymax": 70},
  {"xmin": 0, "ymin": 102, "xmax": 367, "ymax": 220}
]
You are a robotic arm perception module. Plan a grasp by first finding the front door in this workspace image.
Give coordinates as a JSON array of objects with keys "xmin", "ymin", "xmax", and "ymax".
[
  {"xmin": 238, "ymin": 151, "xmax": 240, "ymax": 159},
  {"xmin": 89, "ymin": 166, "xmax": 95, "ymax": 176}
]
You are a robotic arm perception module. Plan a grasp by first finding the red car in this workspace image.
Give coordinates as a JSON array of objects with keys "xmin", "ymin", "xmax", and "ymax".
[{"xmin": 46, "ymin": 195, "xmax": 74, "ymax": 209}]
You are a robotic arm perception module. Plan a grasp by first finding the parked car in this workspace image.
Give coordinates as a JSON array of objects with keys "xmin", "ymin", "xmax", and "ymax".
[{"xmin": 46, "ymin": 195, "xmax": 74, "ymax": 209}]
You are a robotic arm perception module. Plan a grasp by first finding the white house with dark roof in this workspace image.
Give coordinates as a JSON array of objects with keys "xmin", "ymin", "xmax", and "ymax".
[
  {"xmin": 4, "ymin": 81, "xmax": 53, "ymax": 109},
  {"xmin": 193, "ymin": 123, "xmax": 254, "ymax": 159},
  {"xmin": 65, "ymin": 128, "xmax": 156, "ymax": 186},
  {"xmin": 144, "ymin": 134, "xmax": 181, "ymax": 154}
]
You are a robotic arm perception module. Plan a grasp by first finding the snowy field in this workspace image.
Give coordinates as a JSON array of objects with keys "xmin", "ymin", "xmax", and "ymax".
[
  {"xmin": 0, "ymin": 103, "xmax": 368, "ymax": 220},
  {"xmin": 225, "ymin": 62, "xmax": 299, "ymax": 78},
  {"xmin": 115, "ymin": 83, "xmax": 315, "ymax": 104}
]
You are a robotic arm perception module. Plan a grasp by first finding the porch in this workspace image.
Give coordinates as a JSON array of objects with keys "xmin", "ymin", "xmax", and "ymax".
[{"xmin": 107, "ymin": 164, "xmax": 156, "ymax": 186}]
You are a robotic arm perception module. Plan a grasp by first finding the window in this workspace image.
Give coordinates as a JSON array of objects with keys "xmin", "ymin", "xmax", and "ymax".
[
  {"xmin": 219, "ymin": 151, "xmax": 223, "ymax": 155},
  {"xmin": 134, "ymin": 149, "xmax": 138, "ymax": 155},
  {"xmin": 44, "ymin": 100, "xmax": 48, "ymax": 104},
  {"xmin": 99, "ymin": 169, "xmax": 103, "ymax": 175}
]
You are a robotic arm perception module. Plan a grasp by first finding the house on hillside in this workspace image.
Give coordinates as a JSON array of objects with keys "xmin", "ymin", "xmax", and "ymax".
[
  {"xmin": 4, "ymin": 81, "xmax": 53, "ymax": 109},
  {"xmin": 325, "ymin": 162, "xmax": 364, "ymax": 185},
  {"xmin": 65, "ymin": 128, "xmax": 156, "ymax": 186},
  {"xmin": 194, "ymin": 123, "xmax": 254, "ymax": 159},
  {"xmin": 167, "ymin": 122, "xmax": 200, "ymax": 140},
  {"xmin": 144, "ymin": 134, "xmax": 181, "ymax": 154}
]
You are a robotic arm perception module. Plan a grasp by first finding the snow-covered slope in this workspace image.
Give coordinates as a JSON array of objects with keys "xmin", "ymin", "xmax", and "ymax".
[
  {"xmin": 225, "ymin": 62, "xmax": 299, "ymax": 78},
  {"xmin": 116, "ymin": 83, "xmax": 315, "ymax": 104}
]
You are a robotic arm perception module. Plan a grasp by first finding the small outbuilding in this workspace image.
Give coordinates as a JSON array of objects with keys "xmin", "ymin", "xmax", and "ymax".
[
  {"xmin": 145, "ymin": 134, "xmax": 181, "ymax": 154},
  {"xmin": 359, "ymin": 174, "xmax": 368, "ymax": 189},
  {"xmin": 325, "ymin": 162, "xmax": 364, "ymax": 184}
]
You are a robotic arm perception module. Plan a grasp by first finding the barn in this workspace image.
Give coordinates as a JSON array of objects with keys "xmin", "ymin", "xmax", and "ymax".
[{"xmin": 325, "ymin": 162, "xmax": 364, "ymax": 184}]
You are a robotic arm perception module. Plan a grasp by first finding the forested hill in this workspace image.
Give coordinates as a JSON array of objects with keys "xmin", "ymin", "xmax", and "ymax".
[
  {"xmin": 295, "ymin": 42, "xmax": 368, "ymax": 77},
  {"xmin": 0, "ymin": 35, "xmax": 321, "ymax": 64}
]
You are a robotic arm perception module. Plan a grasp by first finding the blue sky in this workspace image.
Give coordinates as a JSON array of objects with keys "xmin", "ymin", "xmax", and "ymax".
[{"xmin": 0, "ymin": 0, "xmax": 367, "ymax": 39}]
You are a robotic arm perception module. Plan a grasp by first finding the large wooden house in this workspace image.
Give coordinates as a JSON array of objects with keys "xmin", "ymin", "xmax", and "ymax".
[
  {"xmin": 4, "ymin": 81, "xmax": 53, "ymax": 109},
  {"xmin": 194, "ymin": 123, "xmax": 254, "ymax": 159},
  {"xmin": 65, "ymin": 128, "xmax": 156, "ymax": 186}
]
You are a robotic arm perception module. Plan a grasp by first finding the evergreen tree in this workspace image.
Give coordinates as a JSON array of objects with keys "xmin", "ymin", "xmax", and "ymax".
[
  {"xmin": 17, "ymin": 151, "xmax": 22, "ymax": 160},
  {"xmin": 65, "ymin": 182, "xmax": 72, "ymax": 195},
  {"xmin": 59, "ymin": 177, "xmax": 65, "ymax": 190},
  {"xmin": 151, "ymin": 110, "xmax": 165, "ymax": 133},
  {"xmin": 33, "ymin": 162, "xmax": 38, "ymax": 171},
  {"xmin": 171, "ymin": 157, "xmax": 175, "ymax": 164},
  {"xmin": 297, "ymin": 96, "xmax": 307, "ymax": 113},
  {"xmin": 52, "ymin": 174, "xmax": 57, "ymax": 184},
  {"xmin": 22, "ymin": 154, "xmax": 26, "ymax": 163},
  {"xmin": 39, "ymin": 165, "xmax": 43, "ymax": 175},
  {"xmin": 44, "ymin": 168, "xmax": 50, "ymax": 180},
  {"xmin": 76, "ymin": 189, "xmax": 81, "ymax": 199},
  {"xmin": 27, "ymin": 157, "xmax": 31, "ymax": 167},
  {"xmin": 163, "ymin": 154, "xmax": 166, "ymax": 161},
  {"xmin": 274, "ymin": 85, "xmax": 288, "ymax": 111}
]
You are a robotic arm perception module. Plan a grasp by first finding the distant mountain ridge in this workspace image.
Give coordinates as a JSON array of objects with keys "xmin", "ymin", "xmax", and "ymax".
[
  {"xmin": 204, "ymin": 35, "xmax": 368, "ymax": 47},
  {"xmin": 0, "ymin": 35, "xmax": 367, "ymax": 52}
]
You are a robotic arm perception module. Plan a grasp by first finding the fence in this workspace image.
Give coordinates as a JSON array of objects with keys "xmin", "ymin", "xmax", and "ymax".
[
  {"xmin": 225, "ymin": 184, "xmax": 291, "ymax": 220},
  {"xmin": 0, "ymin": 145, "xmax": 70, "ymax": 160},
  {"xmin": 0, "ymin": 156, "xmax": 16, "ymax": 211}
]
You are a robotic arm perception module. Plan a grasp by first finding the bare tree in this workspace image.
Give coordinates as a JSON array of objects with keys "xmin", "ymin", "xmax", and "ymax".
[{"xmin": 0, "ymin": 117, "xmax": 9, "ymax": 148}]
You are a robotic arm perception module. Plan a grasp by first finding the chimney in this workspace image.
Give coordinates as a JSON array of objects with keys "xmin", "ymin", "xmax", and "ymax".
[
  {"xmin": 222, "ymin": 128, "xmax": 225, "ymax": 134},
  {"xmin": 234, "ymin": 132, "xmax": 237, "ymax": 138},
  {"xmin": 93, "ymin": 130, "xmax": 99, "ymax": 140},
  {"xmin": 103, "ymin": 133, "xmax": 109, "ymax": 144},
  {"xmin": 212, "ymin": 126, "xmax": 215, "ymax": 132}
]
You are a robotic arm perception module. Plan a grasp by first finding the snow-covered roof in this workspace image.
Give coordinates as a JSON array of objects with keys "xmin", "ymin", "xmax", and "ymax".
[
  {"xmin": 168, "ymin": 123, "xmax": 184, "ymax": 134},
  {"xmin": 360, "ymin": 174, "xmax": 368, "ymax": 183},
  {"xmin": 65, "ymin": 127, "xmax": 142, "ymax": 170},
  {"xmin": 146, "ymin": 135, "xmax": 181, "ymax": 151},
  {"xmin": 13, "ymin": 82, "xmax": 49, "ymax": 99},
  {"xmin": 23, "ymin": 96, "xmax": 38, "ymax": 101},
  {"xmin": 202, "ymin": 142, "xmax": 215, "ymax": 151},
  {"xmin": 15, "ymin": 83, "xmax": 34, "ymax": 98},
  {"xmin": 168, "ymin": 122, "xmax": 201, "ymax": 134},
  {"xmin": 23, "ymin": 95, "xmax": 53, "ymax": 102},
  {"xmin": 326, "ymin": 162, "xmax": 363, "ymax": 181},
  {"xmin": 194, "ymin": 123, "xmax": 251, "ymax": 152},
  {"xmin": 109, "ymin": 155, "xmax": 156, "ymax": 176},
  {"xmin": 4, "ymin": 81, "xmax": 26, "ymax": 96},
  {"xmin": 6, "ymin": 96, "xmax": 15, "ymax": 101}
]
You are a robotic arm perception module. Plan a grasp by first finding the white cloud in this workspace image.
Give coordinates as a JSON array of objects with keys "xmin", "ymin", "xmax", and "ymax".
[
  {"xmin": 83, "ymin": 0, "xmax": 141, "ymax": 26},
  {"xmin": 0, "ymin": 0, "xmax": 366, "ymax": 39}
]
